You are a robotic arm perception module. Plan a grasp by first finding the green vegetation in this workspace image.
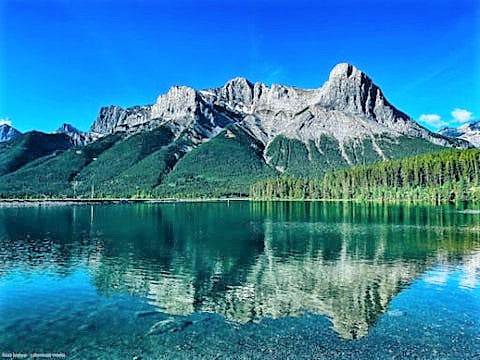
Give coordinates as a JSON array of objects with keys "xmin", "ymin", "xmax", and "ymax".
[
  {"xmin": 251, "ymin": 149, "xmax": 480, "ymax": 202},
  {"xmin": 264, "ymin": 134, "xmax": 446, "ymax": 178},
  {"xmin": 73, "ymin": 126, "xmax": 175, "ymax": 197},
  {"xmin": 374, "ymin": 135, "xmax": 445, "ymax": 160},
  {"xmin": 0, "ymin": 125, "xmax": 278, "ymax": 199},
  {"xmin": 265, "ymin": 135, "xmax": 348, "ymax": 177},
  {"xmin": 102, "ymin": 142, "xmax": 183, "ymax": 198},
  {"xmin": 0, "ymin": 132, "xmax": 72, "ymax": 176},
  {"xmin": 156, "ymin": 125, "xmax": 278, "ymax": 198},
  {"xmin": 0, "ymin": 134, "xmax": 122, "ymax": 197},
  {"xmin": 322, "ymin": 148, "xmax": 480, "ymax": 202},
  {"xmin": 0, "ymin": 125, "xmax": 472, "ymax": 201},
  {"xmin": 250, "ymin": 177, "xmax": 323, "ymax": 200}
]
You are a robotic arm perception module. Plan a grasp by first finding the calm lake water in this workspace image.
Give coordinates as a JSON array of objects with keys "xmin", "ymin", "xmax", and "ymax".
[{"xmin": 0, "ymin": 202, "xmax": 479, "ymax": 359}]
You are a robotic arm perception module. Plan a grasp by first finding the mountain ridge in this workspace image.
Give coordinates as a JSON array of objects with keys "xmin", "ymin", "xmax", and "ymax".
[
  {"xmin": 439, "ymin": 120, "xmax": 480, "ymax": 147},
  {"xmin": 0, "ymin": 63, "xmax": 472, "ymax": 198},
  {"xmin": 0, "ymin": 124, "xmax": 22, "ymax": 142},
  {"xmin": 89, "ymin": 63, "xmax": 468, "ymax": 159},
  {"xmin": 54, "ymin": 123, "xmax": 91, "ymax": 145}
]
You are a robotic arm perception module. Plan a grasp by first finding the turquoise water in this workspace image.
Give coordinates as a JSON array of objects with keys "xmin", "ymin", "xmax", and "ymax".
[{"xmin": 0, "ymin": 202, "xmax": 479, "ymax": 359}]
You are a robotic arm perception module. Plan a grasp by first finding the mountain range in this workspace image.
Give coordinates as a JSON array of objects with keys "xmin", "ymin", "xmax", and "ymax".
[
  {"xmin": 439, "ymin": 121, "xmax": 480, "ymax": 147},
  {"xmin": 0, "ymin": 63, "xmax": 473, "ymax": 198},
  {"xmin": 0, "ymin": 124, "xmax": 22, "ymax": 142}
]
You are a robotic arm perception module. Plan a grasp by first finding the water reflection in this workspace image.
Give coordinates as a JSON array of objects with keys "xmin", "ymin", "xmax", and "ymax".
[{"xmin": 0, "ymin": 202, "xmax": 479, "ymax": 339}]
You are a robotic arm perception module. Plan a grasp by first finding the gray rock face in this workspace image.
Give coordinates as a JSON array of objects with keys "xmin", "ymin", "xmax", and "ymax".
[
  {"xmin": 150, "ymin": 85, "xmax": 232, "ymax": 140},
  {"xmin": 439, "ymin": 120, "xmax": 480, "ymax": 147},
  {"xmin": 318, "ymin": 63, "xmax": 415, "ymax": 133},
  {"xmin": 0, "ymin": 124, "xmax": 21, "ymax": 142},
  {"xmin": 90, "ymin": 105, "xmax": 152, "ymax": 135},
  {"xmin": 319, "ymin": 63, "xmax": 382, "ymax": 114},
  {"xmin": 88, "ymin": 63, "xmax": 469, "ymax": 158},
  {"xmin": 439, "ymin": 127, "xmax": 463, "ymax": 138},
  {"xmin": 54, "ymin": 123, "xmax": 90, "ymax": 146}
]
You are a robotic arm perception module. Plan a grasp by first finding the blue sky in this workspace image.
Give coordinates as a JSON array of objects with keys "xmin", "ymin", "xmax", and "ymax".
[{"xmin": 1, "ymin": 0, "xmax": 478, "ymax": 133}]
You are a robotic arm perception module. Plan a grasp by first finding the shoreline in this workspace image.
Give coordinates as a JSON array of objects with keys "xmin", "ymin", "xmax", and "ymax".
[
  {"xmin": 0, "ymin": 198, "xmax": 473, "ymax": 207},
  {"xmin": 0, "ymin": 198, "xmax": 251, "ymax": 207}
]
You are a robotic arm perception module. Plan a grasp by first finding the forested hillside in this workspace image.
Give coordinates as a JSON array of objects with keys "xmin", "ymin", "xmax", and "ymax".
[
  {"xmin": 0, "ymin": 63, "xmax": 471, "ymax": 199},
  {"xmin": 0, "ymin": 132, "xmax": 72, "ymax": 176},
  {"xmin": 155, "ymin": 126, "xmax": 278, "ymax": 198},
  {"xmin": 250, "ymin": 149, "xmax": 480, "ymax": 202}
]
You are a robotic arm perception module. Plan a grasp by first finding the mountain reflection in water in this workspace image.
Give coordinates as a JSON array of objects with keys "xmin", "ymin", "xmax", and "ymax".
[{"xmin": 0, "ymin": 202, "xmax": 479, "ymax": 340}]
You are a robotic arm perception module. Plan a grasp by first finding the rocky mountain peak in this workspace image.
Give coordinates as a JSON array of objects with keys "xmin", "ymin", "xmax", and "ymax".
[
  {"xmin": 87, "ymin": 63, "xmax": 468, "ymax": 151},
  {"xmin": 55, "ymin": 123, "xmax": 81, "ymax": 134},
  {"xmin": 90, "ymin": 105, "xmax": 152, "ymax": 135},
  {"xmin": 461, "ymin": 120, "xmax": 480, "ymax": 131},
  {"xmin": 0, "ymin": 124, "xmax": 22, "ymax": 142},
  {"xmin": 328, "ymin": 62, "xmax": 362, "ymax": 80},
  {"xmin": 219, "ymin": 77, "xmax": 255, "ymax": 105},
  {"xmin": 439, "ymin": 120, "xmax": 480, "ymax": 147},
  {"xmin": 313, "ymin": 62, "xmax": 438, "ymax": 145},
  {"xmin": 319, "ymin": 62, "xmax": 383, "ymax": 115},
  {"xmin": 151, "ymin": 85, "xmax": 199, "ymax": 121},
  {"xmin": 158, "ymin": 85, "xmax": 197, "ymax": 102},
  {"xmin": 224, "ymin": 77, "xmax": 253, "ymax": 88},
  {"xmin": 54, "ymin": 122, "xmax": 90, "ymax": 146}
]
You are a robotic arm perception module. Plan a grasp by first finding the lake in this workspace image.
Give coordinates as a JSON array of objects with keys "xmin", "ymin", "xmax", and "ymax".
[{"xmin": 0, "ymin": 202, "xmax": 479, "ymax": 359}]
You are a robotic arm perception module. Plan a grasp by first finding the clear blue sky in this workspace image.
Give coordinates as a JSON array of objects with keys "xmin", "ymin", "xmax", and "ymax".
[{"xmin": 1, "ymin": 0, "xmax": 478, "ymax": 133}]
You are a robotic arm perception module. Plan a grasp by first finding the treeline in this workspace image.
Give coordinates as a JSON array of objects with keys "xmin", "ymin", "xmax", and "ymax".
[
  {"xmin": 250, "ymin": 149, "xmax": 480, "ymax": 202},
  {"xmin": 250, "ymin": 177, "xmax": 323, "ymax": 199}
]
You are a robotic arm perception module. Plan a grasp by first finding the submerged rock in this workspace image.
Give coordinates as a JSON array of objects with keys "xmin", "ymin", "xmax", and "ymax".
[{"xmin": 147, "ymin": 318, "xmax": 193, "ymax": 335}]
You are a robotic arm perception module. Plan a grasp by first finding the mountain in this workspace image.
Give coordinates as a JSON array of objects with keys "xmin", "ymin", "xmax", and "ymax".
[
  {"xmin": 0, "ymin": 131, "xmax": 73, "ymax": 177},
  {"xmin": 0, "ymin": 124, "xmax": 21, "ymax": 142},
  {"xmin": 91, "ymin": 63, "xmax": 465, "ymax": 149},
  {"xmin": 0, "ymin": 63, "xmax": 471, "ymax": 198},
  {"xmin": 54, "ymin": 123, "xmax": 91, "ymax": 145},
  {"xmin": 439, "ymin": 120, "xmax": 480, "ymax": 147}
]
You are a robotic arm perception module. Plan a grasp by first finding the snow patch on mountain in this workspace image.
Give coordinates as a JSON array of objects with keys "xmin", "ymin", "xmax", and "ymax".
[
  {"xmin": 439, "ymin": 120, "xmax": 480, "ymax": 147},
  {"xmin": 0, "ymin": 124, "xmax": 21, "ymax": 142}
]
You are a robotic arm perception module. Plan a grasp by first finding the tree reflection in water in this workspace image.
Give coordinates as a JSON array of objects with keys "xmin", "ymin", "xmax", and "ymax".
[{"xmin": 0, "ymin": 201, "xmax": 479, "ymax": 339}]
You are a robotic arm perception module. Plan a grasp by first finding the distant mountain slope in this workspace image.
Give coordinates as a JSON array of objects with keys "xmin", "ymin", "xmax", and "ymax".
[
  {"xmin": 0, "ymin": 134, "xmax": 122, "ymax": 197},
  {"xmin": 73, "ymin": 126, "xmax": 176, "ymax": 196},
  {"xmin": 0, "ymin": 124, "xmax": 21, "ymax": 142},
  {"xmin": 0, "ymin": 63, "xmax": 471, "ymax": 198},
  {"xmin": 439, "ymin": 120, "xmax": 480, "ymax": 147},
  {"xmin": 0, "ymin": 132, "xmax": 72, "ymax": 177},
  {"xmin": 54, "ymin": 123, "xmax": 91, "ymax": 145}
]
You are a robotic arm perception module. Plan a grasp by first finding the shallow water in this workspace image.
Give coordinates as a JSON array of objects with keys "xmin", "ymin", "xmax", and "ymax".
[{"xmin": 0, "ymin": 202, "xmax": 479, "ymax": 358}]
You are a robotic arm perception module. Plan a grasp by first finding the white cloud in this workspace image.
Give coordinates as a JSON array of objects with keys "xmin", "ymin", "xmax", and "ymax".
[
  {"xmin": 0, "ymin": 117, "xmax": 12, "ymax": 126},
  {"xmin": 419, "ymin": 113, "xmax": 448, "ymax": 128},
  {"xmin": 451, "ymin": 108, "xmax": 474, "ymax": 123}
]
